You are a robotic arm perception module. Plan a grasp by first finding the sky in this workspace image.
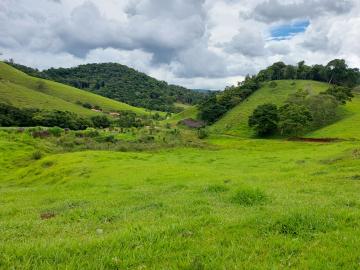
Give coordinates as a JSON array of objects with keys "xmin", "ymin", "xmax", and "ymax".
[{"xmin": 0, "ymin": 0, "xmax": 359, "ymax": 90}]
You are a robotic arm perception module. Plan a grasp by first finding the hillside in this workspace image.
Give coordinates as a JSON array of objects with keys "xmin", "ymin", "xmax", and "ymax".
[
  {"xmin": 211, "ymin": 80, "xmax": 330, "ymax": 137},
  {"xmin": 8, "ymin": 62, "xmax": 209, "ymax": 112},
  {"xmin": 307, "ymin": 92, "xmax": 360, "ymax": 139},
  {"xmin": 0, "ymin": 62, "xmax": 147, "ymax": 116}
]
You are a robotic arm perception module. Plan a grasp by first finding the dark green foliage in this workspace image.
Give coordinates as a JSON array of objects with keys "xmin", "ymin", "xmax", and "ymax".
[
  {"xmin": 91, "ymin": 115, "xmax": 111, "ymax": 129},
  {"xmin": 82, "ymin": 102, "xmax": 92, "ymax": 109},
  {"xmin": 0, "ymin": 103, "xmax": 90, "ymax": 130},
  {"xmin": 33, "ymin": 111, "xmax": 91, "ymax": 130},
  {"xmin": 248, "ymin": 103, "xmax": 279, "ymax": 136},
  {"xmin": 8, "ymin": 62, "xmax": 209, "ymax": 112},
  {"xmin": 278, "ymin": 104, "xmax": 313, "ymax": 136},
  {"xmin": 322, "ymin": 86, "xmax": 354, "ymax": 104},
  {"xmin": 198, "ymin": 95, "xmax": 227, "ymax": 124},
  {"xmin": 0, "ymin": 103, "xmax": 39, "ymax": 127}
]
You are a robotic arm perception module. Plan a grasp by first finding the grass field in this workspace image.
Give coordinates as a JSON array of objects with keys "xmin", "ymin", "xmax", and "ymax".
[
  {"xmin": 0, "ymin": 62, "xmax": 147, "ymax": 116},
  {"xmin": 211, "ymin": 80, "xmax": 330, "ymax": 137},
  {"xmin": 1, "ymin": 129, "xmax": 360, "ymax": 269}
]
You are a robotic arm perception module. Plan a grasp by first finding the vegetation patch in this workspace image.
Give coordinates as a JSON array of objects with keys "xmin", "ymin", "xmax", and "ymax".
[
  {"xmin": 268, "ymin": 212, "xmax": 337, "ymax": 238},
  {"xmin": 203, "ymin": 184, "xmax": 229, "ymax": 193},
  {"xmin": 230, "ymin": 188, "xmax": 268, "ymax": 206},
  {"xmin": 40, "ymin": 212, "xmax": 56, "ymax": 220}
]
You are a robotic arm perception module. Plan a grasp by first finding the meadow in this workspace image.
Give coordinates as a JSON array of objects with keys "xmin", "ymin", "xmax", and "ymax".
[{"xmin": 1, "ymin": 128, "xmax": 360, "ymax": 269}]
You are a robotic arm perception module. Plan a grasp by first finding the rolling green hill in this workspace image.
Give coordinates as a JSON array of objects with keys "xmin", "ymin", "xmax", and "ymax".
[
  {"xmin": 211, "ymin": 80, "xmax": 330, "ymax": 137},
  {"xmin": 8, "ymin": 62, "xmax": 209, "ymax": 112},
  {"xmin": 0, "ymin": 62, "xmax": 147, "ymax": 116}
]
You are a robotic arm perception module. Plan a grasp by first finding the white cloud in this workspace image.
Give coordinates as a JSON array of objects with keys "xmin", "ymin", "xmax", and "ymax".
[{"xmin": 0, "ymin": 0, "xmax": 360, "ymax": 90}]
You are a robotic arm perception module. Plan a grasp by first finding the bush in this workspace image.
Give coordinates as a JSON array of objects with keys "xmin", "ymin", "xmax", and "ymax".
[
  {"xmin": 31, "ymin": 150, "xmax": 43, "ymax": 160},
  {"xmin": 197, "ymin": 128, "xmax": 208, "ymax": 139},
  {"xmin": 82, "ymin": 102, "xmax": 92, "ymax": 109},
  {"xmin": 91, "ymin": 115, "xmax": 111, "ymax": 128},
  {"xmin": 322, "ymin": 86, "xmax": 353, "ymax": 104},
  {"xmin": 48, "ymin": 127, "xmax": 63, "ymax": 137}
]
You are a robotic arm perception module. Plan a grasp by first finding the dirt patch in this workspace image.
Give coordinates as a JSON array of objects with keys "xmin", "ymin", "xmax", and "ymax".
[{"xmin": 288, "ymin": 137, "xmax": 342, "ymax": 143}]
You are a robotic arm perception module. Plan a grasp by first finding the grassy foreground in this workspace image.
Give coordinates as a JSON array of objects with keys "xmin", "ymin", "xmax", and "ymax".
[{"xmin": 1, "ymin": 130, "xmax": 360, "ymax": 269}]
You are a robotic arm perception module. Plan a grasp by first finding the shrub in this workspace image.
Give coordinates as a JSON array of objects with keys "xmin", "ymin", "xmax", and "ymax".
[
  {"xmin": 231, "ymin": 188, "xmax": 267, "ymax": 206},
  {"xmin": 91, "ymin": 115, "xmax": 111, "ymax": 129},
  {"xmin": 31, "ymin": 150, "xmax": 43, "ymax": 160},
  {"xmin": 82, "ymin": 102, "xmax": 92, "ymax": 109},
  {"xmin": 48, "ymin": 127, "xmax": 63, "ymax": 137},
  {"xmin": 197, "ymin": 128, "xmax": 208, "ymax": 139},
  {"xmin": 321, "ymin": 86, "xmax": 353, "ymax": 104}
]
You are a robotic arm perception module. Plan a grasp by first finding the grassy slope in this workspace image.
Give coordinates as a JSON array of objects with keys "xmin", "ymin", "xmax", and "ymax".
[
  {"xmin": 167, "ymin": 106, "xmax": 199, "ymax": 124},
  {"xmin": 0, "ymin": 62, "xmax": 147, "ymax": 116},
  {"xmin": 1, "ymin": 131, "xmax": 360, "ymax": 268},
  {"xmin": 307, "ymin": 92, "xmax": 360, "ymax": 139},
  {"xmin": 211, "ymin": 80, "xmax": 330, "ymax": 137}
]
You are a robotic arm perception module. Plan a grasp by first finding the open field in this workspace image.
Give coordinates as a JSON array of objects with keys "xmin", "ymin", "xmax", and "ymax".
[
  {"xmin": 0, "ymin": 62, "xmax": 147, "ymax": 116},
  {"xmin": 1, "ymin": 130, "xmax": 360, "ymax": 269}
]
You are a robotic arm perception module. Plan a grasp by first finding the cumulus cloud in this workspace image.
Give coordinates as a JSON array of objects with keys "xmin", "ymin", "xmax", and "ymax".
[
  {"xmin": 221, "ymin": 26, "xmax": 266, "ymax": 56},
  {"xmin": 0, "ymin": 0, "xmax": 360, "ymax": 90},
  {"xmin": 249, "ymin": 0, "xmax": 353, "ymax": 23}
]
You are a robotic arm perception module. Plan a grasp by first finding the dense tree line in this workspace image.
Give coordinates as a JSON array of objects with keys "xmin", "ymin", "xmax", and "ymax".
[
  {"xmin": 0, "ymin": 103, "xmax": 91, "ymax": 130},
  {"xmin": 198, "ymin": 59, "xmax": 360, "ymax": 124},
  {"xmin": 0, "ymin": 103, "xmax": 158, "ymax": 130},
  {"xmin": 7, "ymin": 62, "xmax": 209, "ymax": 113},
  {"xmin": 248, "ymin": 86, "xmax": 353, "ymax": 137}
]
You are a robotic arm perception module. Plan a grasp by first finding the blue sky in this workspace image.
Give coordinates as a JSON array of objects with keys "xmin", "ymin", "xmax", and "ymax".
[{"xmin": 270, "ymin": 20, "xmax": 310, "ymax": 40}]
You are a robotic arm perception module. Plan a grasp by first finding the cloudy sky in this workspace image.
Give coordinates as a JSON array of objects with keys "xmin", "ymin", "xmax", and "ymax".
[{"xmin": 0, "ymin": 0, "xmax": 359, "ymax": 90}]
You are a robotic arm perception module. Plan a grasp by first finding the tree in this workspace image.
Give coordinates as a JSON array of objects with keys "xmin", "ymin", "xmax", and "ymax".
[
  {"xmin": 322, "ymin": 86, "xmax": 353, "ymax": 104},
  {"xmin": 248, "ymin": 103, "xmax": 279, "ymax": 136},
  {"xmin": 91, "ymin": 115, "xmax": 111, "ymax": 128},
  {"xmin": 305, "ymin": 94, "xmax": 338, "ymax": 127},
  {"xmin": 198, "ymin": 96, "xmax": 227, "ymax": 124},
  {"xmin": 278, "ymin": 104, "xmax": 312, "ymax": 136},
  {"xmin": 326, "ymin": 59, "xmax": 348, "ymax": 85}
]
